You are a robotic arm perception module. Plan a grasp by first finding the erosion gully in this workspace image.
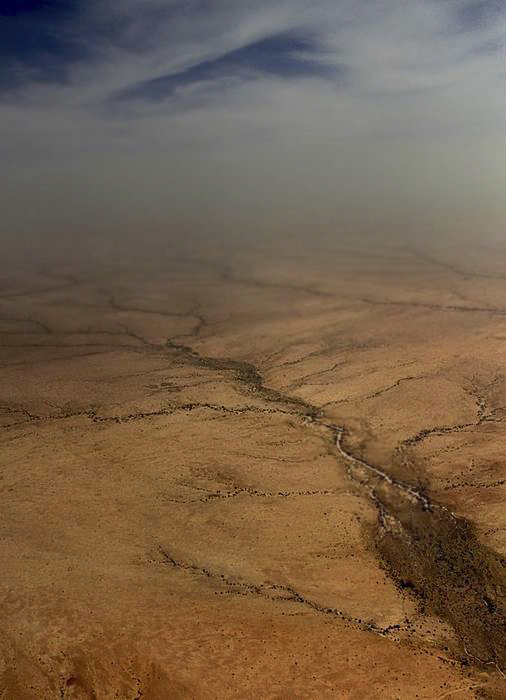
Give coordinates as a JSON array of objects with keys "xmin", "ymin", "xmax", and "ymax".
[{"xmin": 166, "ymin": 339, "xmax": 506, "ymax": 681}]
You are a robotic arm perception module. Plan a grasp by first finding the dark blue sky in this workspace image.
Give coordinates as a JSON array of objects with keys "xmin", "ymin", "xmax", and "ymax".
[
  {"xmin": 0, "ymin": 2, "xmax": 340, "ymax": 97},
  {"xmin": 0, "ymin": 0, "xmax": 85, "ymax": 89}
]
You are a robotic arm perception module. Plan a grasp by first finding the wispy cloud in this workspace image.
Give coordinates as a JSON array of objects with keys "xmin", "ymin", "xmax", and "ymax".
[
  {"xmin": 2, "ymin": 1, "xmax": 506, "ymax": 108},
  {"xmin": 1, "ymin": 0, "xmax": 506, "ymax": 242},
  {"xmin": 113, "ymin": 31, "xmax": 343, "ymax": 104}
]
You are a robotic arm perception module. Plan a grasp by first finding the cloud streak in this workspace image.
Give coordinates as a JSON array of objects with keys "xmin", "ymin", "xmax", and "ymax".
[{"xmin": 114, "ymin": 31, "xmax": 341, "ymax": 103}]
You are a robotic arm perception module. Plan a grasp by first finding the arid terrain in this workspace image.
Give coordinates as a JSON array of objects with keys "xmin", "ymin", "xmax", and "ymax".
[{"xmin": 2, "ymin": 235, "xmax": 506, "ymax": 699}]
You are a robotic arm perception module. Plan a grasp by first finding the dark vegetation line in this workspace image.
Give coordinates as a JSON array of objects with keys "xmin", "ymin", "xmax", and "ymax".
[{"xmin": 156, "ymin": 546, "xmax": 408, "ymax": 641}]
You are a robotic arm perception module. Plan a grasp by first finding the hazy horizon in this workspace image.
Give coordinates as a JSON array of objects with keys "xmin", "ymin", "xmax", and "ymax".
[{"xmin": 1, "ymin": 0, "xmax": 506, "ymax": 250}]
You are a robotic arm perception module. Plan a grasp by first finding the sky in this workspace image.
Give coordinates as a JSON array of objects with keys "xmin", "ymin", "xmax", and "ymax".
[{"xmin": 1, "ymin": 0, "xmax": 506, "ymax": 250}]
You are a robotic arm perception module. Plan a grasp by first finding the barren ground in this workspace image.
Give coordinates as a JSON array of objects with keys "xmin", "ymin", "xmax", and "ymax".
[{"xmin": 2, "ymin": 236, "xmax": 506, "ymax": 698}]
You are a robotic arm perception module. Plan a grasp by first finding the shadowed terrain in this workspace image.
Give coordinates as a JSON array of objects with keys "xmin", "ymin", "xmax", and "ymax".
[{"xmin": 2, "ymin": 235, "xmax": 506, "ymax": 698}]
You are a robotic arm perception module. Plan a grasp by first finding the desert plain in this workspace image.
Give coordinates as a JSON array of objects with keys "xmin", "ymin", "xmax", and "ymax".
[{"xmin": 1, "ymin": 234, "xmax": 506, "ymax": 698}]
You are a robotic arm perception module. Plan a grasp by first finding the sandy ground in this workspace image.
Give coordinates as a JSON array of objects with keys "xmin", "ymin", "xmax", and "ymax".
[{"xmin": 1, "ymin": 236, "xmax": 506, "ymax": 698}]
